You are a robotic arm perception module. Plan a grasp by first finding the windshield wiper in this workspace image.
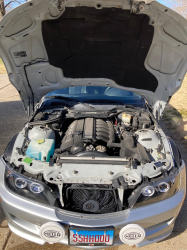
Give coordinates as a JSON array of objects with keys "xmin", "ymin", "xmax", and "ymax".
[
  {"xmin": 110, "ymin": 104, "xmax": 143, "ymax": 110},
  {"xmin": 45, "ymin": 96, "xmax": 95, "ymax": 109},
  {"xmin": 83, "ymin": 99, "xmax": 124, "ymax": 105}
]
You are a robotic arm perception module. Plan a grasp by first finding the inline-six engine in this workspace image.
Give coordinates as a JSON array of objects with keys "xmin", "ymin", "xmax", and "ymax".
[{"xmin": 60, "ymin": 118, "xmax": 115, "ymax": 155}]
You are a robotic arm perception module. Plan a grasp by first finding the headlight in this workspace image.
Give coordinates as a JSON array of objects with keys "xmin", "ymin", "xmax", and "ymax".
[
  {"xmin": 4, "ymin": 163, "xmax": 56, "ymax": 206},
  {"xmin": 15, "ymin": 178, "xmax": 27, "ymax": 189},
  {"xmin": 141, "ymin": 186, "xmax": 155, "ymax": 197},
  {"xmin": 133, "ymin": 172, "xmax": 180, "ymax": 209},
  {"xmin": 30, "ymin": 183, "xmax": 44, "ymax": 194},
  {"xmin": 157, "ymin": 182, "xmax": 170, "ymax": 193}
]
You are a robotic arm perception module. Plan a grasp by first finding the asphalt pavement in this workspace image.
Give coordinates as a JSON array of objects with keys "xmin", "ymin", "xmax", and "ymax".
[{"xmin": 0, "ymin": 74, "xmax": 187, "ymax": 250}]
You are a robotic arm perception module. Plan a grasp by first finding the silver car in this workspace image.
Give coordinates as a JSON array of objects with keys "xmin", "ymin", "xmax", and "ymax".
[{"xmin": 0, "ymin": 0, "xmax": 186, "ymax": 248}]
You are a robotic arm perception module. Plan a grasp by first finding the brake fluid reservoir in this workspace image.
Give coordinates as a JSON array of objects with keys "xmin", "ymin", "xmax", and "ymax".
[
  {"xmin": 26, "ymin": 139, "xmax": 55, "ymax": 162},
  {"xmin": 121, "ymin": 112, "xmax": 132, "ymax": 124}
]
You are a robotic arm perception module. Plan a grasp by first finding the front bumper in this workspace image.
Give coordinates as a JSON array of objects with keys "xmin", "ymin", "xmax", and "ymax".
[{"xmin": 0, "ymin": 157, "xmax": 186, "ymax": 249}]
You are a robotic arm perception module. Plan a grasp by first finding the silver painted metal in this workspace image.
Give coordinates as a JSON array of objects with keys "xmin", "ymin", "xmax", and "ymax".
[
  {"xmin": 0, "ymin": 0, "xmax": 187, "ymax": 116},
  {"xmin": 0, "ymin": 0, "xmax": 186, "ymax": 247},
  {"xmin": 0, "ymin": 157, "xmax": 186, "ymax": 248}
]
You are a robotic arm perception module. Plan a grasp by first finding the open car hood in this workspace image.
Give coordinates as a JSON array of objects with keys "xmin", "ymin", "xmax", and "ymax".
[{"xmin": 0, "ymin": 0, "xmax": 187, "ymax": 117}]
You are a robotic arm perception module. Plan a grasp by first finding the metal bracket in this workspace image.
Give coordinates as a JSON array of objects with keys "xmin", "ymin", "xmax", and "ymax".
[
  {"xmin": 130, "ymin": 0, "xmax": 158, "ymax": 26},
  {"xmin": 52, "ymin": 0, "xmax": 66, "ymax": 10},
  {"xmin": 58, "ymin": 184, "xmax": 64, "ymax": 207},
  {"xmin": 130, "ymin": 1, "xmax": 145, "ymax": 14}
]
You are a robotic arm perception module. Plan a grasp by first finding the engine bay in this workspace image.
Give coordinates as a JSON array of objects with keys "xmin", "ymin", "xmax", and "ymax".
[
  {"xmin": 8, "ymin": 107, "xmax": 174, "ymax": 214},
  {"xmin": 28, "ymin": 109, "xmax": 160, "ymax": 162}
]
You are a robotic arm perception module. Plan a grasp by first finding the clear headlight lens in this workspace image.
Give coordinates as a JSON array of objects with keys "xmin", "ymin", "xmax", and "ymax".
[
  {"xmin": 142, "ymin": 186, "xmax": 155, "ymax": 197},
  {"xmin": 30, "ymin": 183, "xmax": 44, "ymax": 194},
  {"xmin": 133, "ymin": 173, "xmax": 180, "ymax": 208},
  {"xmin": 15, "ymin": 178, "xmax": 27, "ymax": 189},
  {"xmin": 157, "ymin": 182, "xmax": 170, "ymax": 193},
  {"xmin": 4, "ymin": 162, "xmax": 56, "ymax": 206}
]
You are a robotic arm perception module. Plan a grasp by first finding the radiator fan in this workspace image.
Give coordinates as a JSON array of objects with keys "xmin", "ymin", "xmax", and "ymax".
[{"xmin": 67, "ymin": 185, "xmax": 117, "ymax": 214}]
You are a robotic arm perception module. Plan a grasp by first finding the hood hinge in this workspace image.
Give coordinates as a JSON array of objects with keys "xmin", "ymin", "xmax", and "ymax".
[
  {"xmin": 152, "ymin": 100, "xmax": 167, "ymax": 121},
  {"xmin": 27, "ymin": 98, "xmax": 35, "ymax": 117}
]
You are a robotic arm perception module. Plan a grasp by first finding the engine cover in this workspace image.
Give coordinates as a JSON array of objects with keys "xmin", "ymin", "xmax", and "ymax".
[{"xmin": 60, "ymin": 118, "xmax": 115, "ymax": 154}]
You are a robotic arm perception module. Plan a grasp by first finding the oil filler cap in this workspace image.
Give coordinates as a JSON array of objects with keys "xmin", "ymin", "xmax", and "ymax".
[
  {"xmin": 119, "ymin": 224, "xmax": 145, "ymax": 245},
  {"xmin": 39, "ymin": 222, "xmax": 65, "ymax": 244}
]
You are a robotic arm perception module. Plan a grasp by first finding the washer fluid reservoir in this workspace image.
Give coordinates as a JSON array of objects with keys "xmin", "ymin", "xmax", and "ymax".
[{"xmin": 26, "ymin": 138, "xmax": 55, "ymax": 162}]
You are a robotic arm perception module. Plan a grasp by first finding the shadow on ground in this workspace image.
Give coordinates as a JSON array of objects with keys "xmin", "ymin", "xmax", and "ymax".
[
  {"xmin": 158, "ymin": 104, "xmax": 187, "ymax": 241},
  {"xmin": 0, "ymin": 100, "xmax": 27, "ymax": 226},
  {"xmin": 162, "ymin": 104, "xmax": 187, "ymax": 142},
  {"xmin": 0, "ymin": 239, "xmax": 121, "ymax": 250}
]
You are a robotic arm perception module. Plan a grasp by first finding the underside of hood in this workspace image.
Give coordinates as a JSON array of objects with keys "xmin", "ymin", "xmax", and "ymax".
[{"xmin": 0, "ymin": 0, "xmax": 187, "ymax": 117}]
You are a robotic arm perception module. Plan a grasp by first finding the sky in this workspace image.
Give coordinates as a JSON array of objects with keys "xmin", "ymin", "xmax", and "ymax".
[
  {"xmin": 158, "ymin": 0, "xmax": 187, "ymax": 17},
  {"xmin": 5, "ymin": 0, "xmax": 28, "ymax": 12}
]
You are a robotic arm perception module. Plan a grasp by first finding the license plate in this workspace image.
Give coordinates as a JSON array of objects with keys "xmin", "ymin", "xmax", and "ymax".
[{"xmin": 69, "ymin": 226, "xmax": 114, "ymax": 246}]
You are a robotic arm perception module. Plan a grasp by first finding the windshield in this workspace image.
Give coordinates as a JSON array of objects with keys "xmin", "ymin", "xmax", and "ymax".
[{"xmin": 44, "ymin": 86, "xmax": 144, "ymax": 105}]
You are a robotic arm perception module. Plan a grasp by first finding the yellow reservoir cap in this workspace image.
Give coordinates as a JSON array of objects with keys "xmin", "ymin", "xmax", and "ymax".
[{"xmin": 37, "ymin": 138, "xmax": 45, "ymax": 144}]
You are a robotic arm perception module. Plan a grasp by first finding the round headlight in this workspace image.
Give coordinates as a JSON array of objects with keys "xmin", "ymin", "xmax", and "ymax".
[
  {"xmin": 15, "ymin": 178, "xmax": 27, "ymax": 189},
  {"xmin": 30, "ymin": 183, "xmax": 44, "ymax": 194},
  {"xmin": 158, "ymin": 182, "xmax": 170, "ymax": 193},
  {"xmin": 142, "ymin": 186, "xmax": 155, "ymax": 197}
]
